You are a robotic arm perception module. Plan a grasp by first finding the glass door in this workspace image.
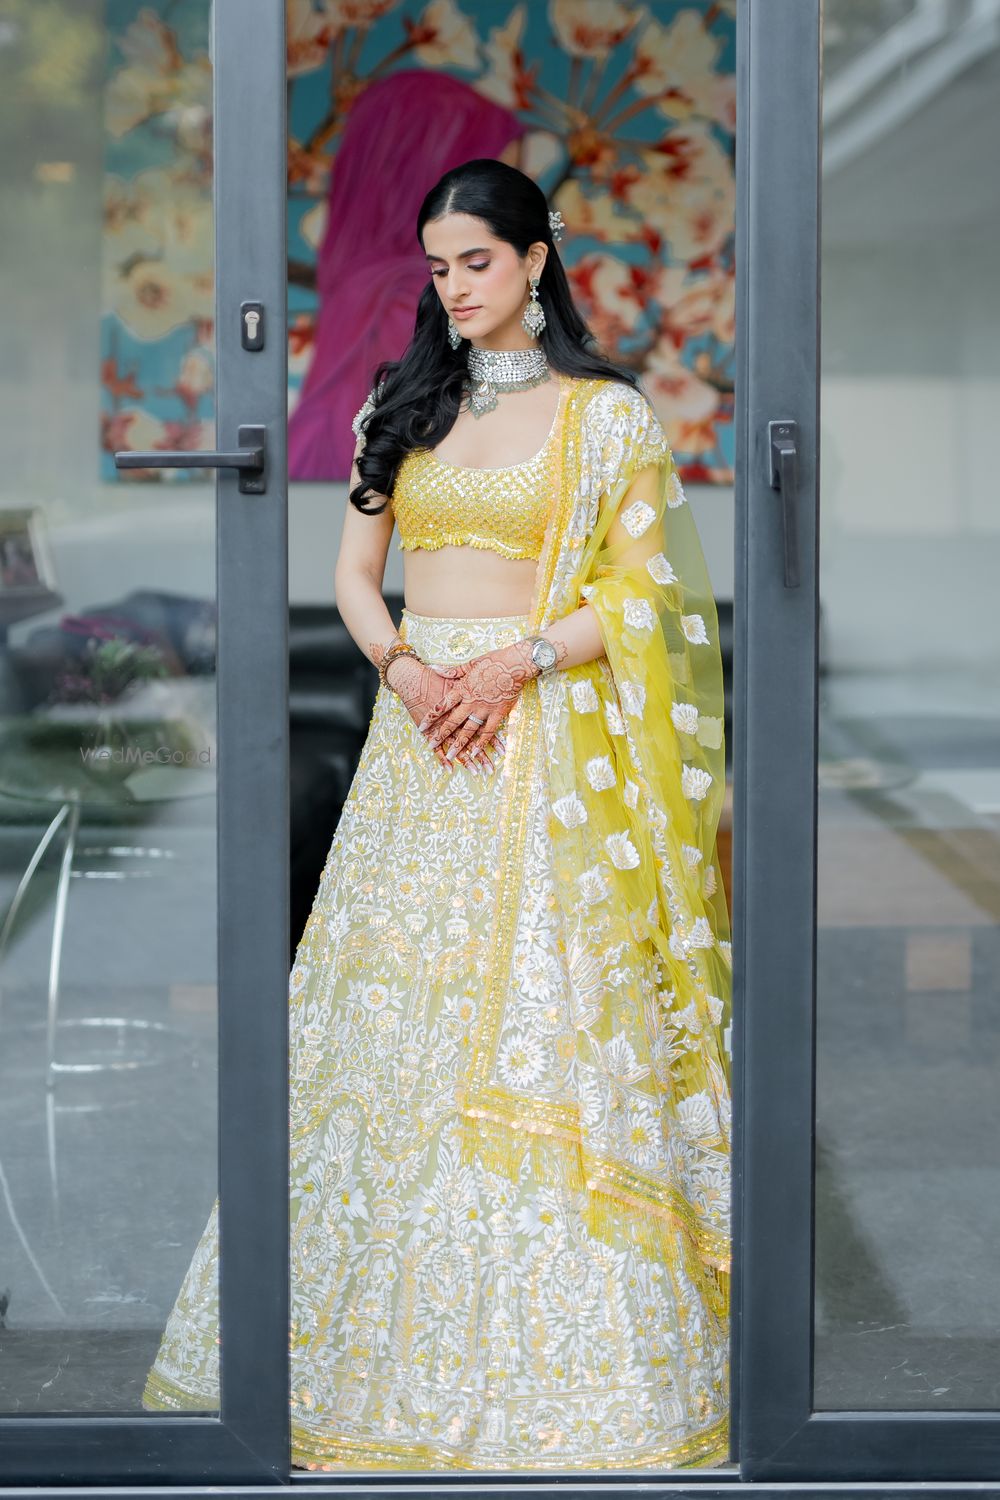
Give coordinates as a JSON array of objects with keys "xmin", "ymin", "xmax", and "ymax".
[
  {"xmin": 737, "ymin": 0, "xmax": 1000, "ymax": 1479},
  {"xmin": 0, "ymin": 0, "xmax": 289, "ymax": 1482}
]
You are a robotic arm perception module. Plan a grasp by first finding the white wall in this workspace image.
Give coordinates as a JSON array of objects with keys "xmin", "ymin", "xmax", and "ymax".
[{"xmin": 819, "ymin": 245, "xmax": 1000, "ymax": 673}]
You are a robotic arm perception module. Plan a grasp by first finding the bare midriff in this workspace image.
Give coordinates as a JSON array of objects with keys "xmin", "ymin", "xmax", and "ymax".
[{"xmin": 401, "ymin": 546, "xmax": 538, "ymax": 618}]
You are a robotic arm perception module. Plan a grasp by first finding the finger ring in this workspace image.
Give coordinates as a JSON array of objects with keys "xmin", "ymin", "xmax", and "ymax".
[{"xmin": 468, "ymin": 714, "xmax": 486, "ymax": 725}]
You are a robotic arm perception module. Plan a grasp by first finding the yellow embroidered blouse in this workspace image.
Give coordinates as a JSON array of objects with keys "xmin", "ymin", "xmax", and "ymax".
[{"xmin": 389, "ymin": 380, "xmax": 565, "ymax": 562}]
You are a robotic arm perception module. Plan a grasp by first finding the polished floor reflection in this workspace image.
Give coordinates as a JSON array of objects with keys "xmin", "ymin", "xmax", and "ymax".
[
  {"xmin": 815, "ymin": 665, "xmax": 1000, "ymax": 1409},
  {"xmin": 0, "ymin": 811, "xmax": 216, "ymax": 1413}
]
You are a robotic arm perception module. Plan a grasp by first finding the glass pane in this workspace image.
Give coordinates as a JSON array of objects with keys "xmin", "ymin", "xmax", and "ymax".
[
  {"xmin": 814, "ymin": 0, "xmax": 1000, "ymax": 1410},
  {"xmin": 0, "ymin": 0, "xmax": 218, "ymax": 1413}
]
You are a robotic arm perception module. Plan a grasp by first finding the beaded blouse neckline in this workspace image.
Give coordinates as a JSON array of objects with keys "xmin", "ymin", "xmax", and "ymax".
[{"xmin": 423, "ymin": 375, "xmax": 568, "ymax": 475}]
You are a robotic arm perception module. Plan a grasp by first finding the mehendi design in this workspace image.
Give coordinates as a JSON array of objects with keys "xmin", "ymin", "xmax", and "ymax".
[
  {"xmin": 422, "ymin": 641, "xmax": 537, "ymax": 758},
  {"xmin": 422, "ymin": 636, "xmax": 573, "ymax": 765},
  {"xmin": 368, "ymin": 635, "xmax": 402, "ymax": 666},
  {"xmin": 379, "ymin": 653, "xmax": 468, "ymax": 767},
  {"xmin": 455, "ymin": 639, "xmax": 537, "ymax": 703}
]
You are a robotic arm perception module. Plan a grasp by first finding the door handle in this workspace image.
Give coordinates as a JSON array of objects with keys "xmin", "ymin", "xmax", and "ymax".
[
  {"xmin": 768, "ymin": 419, "xmax": 800, "ymax": 589},
  {"xmin": 114, "ymin": 423, "xmax": 267, "ymax": 495}
]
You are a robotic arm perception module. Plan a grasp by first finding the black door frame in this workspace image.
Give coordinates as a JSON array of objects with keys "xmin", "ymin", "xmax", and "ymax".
[
  {"xmin": 0, "ymin": 0, "xmax": 289, "ymax": 1483},
  {"xmin": 736, "ymin": 0, "xmax": 1000, "ymax": 1482},
  {"xmin": 4, "ymin": 0, "xmax": 998, "ymax": 1493}
]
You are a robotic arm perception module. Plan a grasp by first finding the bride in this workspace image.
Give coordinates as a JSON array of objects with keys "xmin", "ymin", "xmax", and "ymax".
[{"xmin": 143, "ymin": 157, "xmax": 733, "ymax": 1474}]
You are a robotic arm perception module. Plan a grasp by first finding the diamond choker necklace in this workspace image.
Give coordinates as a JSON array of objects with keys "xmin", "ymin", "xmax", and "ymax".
[{"xmin": 465, "ymin": 344, "xmax": 550, "ymax": 416}]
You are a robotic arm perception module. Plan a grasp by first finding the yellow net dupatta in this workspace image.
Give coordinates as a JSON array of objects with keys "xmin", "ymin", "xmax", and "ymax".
[{"xmin": 455, "ymin": 377, "xmax": 732, "ymax": 1300}]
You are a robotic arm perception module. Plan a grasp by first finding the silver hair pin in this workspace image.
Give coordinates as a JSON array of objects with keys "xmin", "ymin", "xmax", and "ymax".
[{"xmin": 548, "ymin": 208, "xmax": 565, "ymax": 242}]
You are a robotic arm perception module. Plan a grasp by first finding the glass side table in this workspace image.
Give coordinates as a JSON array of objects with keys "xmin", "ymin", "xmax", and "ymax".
[{"xmin": 0, "ymin": 713, "xmax": 215, "ymax": 1087}]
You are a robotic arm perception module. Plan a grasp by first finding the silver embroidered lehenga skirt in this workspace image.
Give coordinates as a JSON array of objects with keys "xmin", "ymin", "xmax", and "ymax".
[{"xmin": 142, "ymin": 608, "xmax": 729, "ymax": 1472}]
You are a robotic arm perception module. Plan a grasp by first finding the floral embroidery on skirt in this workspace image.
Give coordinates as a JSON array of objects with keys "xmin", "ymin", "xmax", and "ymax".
[{"xmin": 141, "ymin": 607, "xmax": 729, "ymax": 1472}]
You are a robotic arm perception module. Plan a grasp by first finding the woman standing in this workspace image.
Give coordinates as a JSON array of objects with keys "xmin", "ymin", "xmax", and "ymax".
[{"xmin": 144, "ymin": 158, "xmax": 732, "ymax": 1474}]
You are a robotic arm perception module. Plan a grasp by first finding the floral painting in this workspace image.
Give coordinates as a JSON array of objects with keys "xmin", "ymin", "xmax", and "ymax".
[
  {"xmin": 100, "ymin": 0, "xmax": 215, "ymax": 483},
  {"xmin": 103, "ymin": 0, "xmax": 735, "ymax": 485}
]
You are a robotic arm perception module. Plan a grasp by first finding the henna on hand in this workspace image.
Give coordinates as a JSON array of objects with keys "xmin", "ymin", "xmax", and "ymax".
[
  {"xmin": 383, "ymin": 632, "xmax": 567, "ymax": 775},
  {"xmin": 454, "ymin": 639, "xmax": 539, "ymax": 704},
  {"xmin": 383, "ymin": 653, "xmax": 463, "ymax": 768},
  {"xmin": 369, "ymin": 635, "xmax": 402, "ymax": 666},
  {"xmin": 421, "ymin": 639, "xmax": 545, "ymax": 768},
  {"xmin": 420, "ymin": 636, "xmax": 568, "ymax": 728},
  {"xmin": 421, "ymin": 677, "xmax": 506, "ymax": 771}
]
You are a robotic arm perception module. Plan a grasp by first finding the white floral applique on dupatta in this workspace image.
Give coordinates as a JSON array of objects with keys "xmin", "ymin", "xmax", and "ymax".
[{"xmin": 456, "ymin": 375, "xmax": 733, "ymax": 1303}]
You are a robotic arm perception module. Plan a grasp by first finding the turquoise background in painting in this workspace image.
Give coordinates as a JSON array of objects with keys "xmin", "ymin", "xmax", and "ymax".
[{"xmin": 101, "ymin": 0, "xmax": 214, "ymax": 484}]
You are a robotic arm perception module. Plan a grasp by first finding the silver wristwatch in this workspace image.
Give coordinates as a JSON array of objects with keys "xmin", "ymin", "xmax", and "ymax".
[{"xmin": 525, "ymin": 635, "xmax": 558, "ymax": 675}]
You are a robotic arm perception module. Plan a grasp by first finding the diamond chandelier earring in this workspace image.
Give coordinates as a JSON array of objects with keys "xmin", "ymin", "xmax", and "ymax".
[
  {"xmin": 521, "ymin": 276, "xmax": 545, "ymax": 337},
  {"xmin": 520, "ymin": 207, "xmax": 562, "ymax": 337},
  {"xmin": 447, "ymin": 208, "xmax": 563, "ymax": 348}
]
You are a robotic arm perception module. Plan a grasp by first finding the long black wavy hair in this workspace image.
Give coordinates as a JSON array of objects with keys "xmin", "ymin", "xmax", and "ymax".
[{"xmin": 349, "ymin": 158, "xmax": 640, "ymax": 515}]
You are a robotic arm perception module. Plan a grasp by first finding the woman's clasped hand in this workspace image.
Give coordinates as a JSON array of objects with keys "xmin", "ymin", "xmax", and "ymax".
[
  {"xmin": 382, "ymin": 652, "xmax": 468, "ymax": 768},
  {"xmin": 404, "ymin": 638, "xmax": 539, "ymax": 773}
]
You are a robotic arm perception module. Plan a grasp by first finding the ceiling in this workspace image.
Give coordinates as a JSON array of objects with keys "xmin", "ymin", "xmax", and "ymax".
[{"xmin": 822, "ymin": 0, "xmax": 1000, "ymax": 247}]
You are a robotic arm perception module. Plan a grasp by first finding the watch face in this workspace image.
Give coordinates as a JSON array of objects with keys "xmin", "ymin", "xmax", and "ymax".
[{"xmin": 532, "ymin": 638, "xmax": 558, "ymax": 671}]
